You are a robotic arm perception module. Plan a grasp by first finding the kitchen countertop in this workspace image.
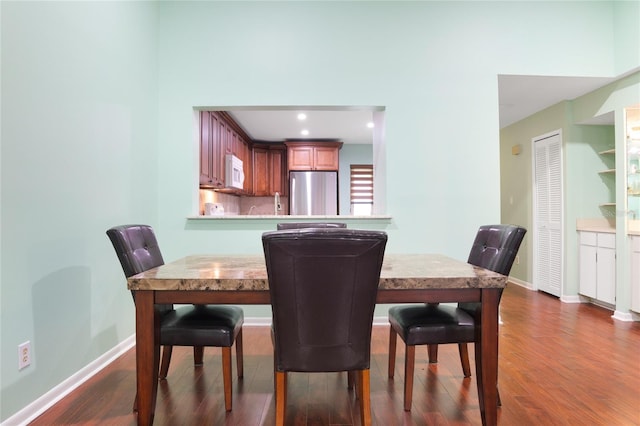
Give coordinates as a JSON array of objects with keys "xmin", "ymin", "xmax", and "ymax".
[
  {"xmin": 575, "ymin": 218, "xmax": 640, "ymax": 235},
  {"xmin": 576, "ymin": 226, "xmax": 616, "ymax": 234},
  {"xmin": 576, "ymin": 218, "xmax": 616, "ymax": 234}
]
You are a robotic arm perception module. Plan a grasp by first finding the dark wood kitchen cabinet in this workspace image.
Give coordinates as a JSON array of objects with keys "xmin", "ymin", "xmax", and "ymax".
[
  {"xmin": 200, "ymin": 111, "xmax": 252, "ymax": 192},
  {"xmin": 253, "ymin": 143, "xmax": 286, "ymax": 196},
  {"xmin": 270, "ymin": 146, "xmax": 286, "ymax": 195},
  {"xmin": 252, "ymin": 146, "xmax": 269, "ymax": 195},
  {"xmin": 285, "ymin": 141, "xmax": 342, "ymax": 171},
  {"xmin": 200, "ymin": 111, "xmax": 224, "ymax": 188}
]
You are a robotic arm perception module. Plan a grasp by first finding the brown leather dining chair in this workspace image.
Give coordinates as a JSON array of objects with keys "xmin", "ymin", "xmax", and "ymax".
[
  {"xmin": 262, "ymin": 228, "xmax": 387, "ymax": 426},
  {"xmin": 276, "ymin": 222, "xmax": 347, "ymax": 230},
  {"xmin": 106, "ymin": 224, "xmax": 244, "ymax": 412},
  {"xmin": 387, "ymin": 224, "xmax": 526, "ymax": 411}
]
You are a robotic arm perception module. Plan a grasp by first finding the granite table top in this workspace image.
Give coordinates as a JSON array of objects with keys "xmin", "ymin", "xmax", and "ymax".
[{"xmin": 128, "ymin": 254, "xmax": 507, "ymax": 291}]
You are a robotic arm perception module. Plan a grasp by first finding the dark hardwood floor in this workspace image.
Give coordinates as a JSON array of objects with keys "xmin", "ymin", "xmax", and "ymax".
[{"xmin": 30, "ymin": 284, "xmax": 640, "ymax": 425}]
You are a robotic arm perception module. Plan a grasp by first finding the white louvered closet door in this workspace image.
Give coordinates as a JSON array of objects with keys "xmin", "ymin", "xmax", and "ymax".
[{"xmin": 533, "ymin": 132, "xmax": 563, "ymax": 297}]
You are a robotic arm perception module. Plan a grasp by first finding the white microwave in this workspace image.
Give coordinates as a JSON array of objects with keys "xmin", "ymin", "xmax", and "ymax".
[{"xmin": 225, "ymin": 154, "xmax": 245, "ymax": 189}]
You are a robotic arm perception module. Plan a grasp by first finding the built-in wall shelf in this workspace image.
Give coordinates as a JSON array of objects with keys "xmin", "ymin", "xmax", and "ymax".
[{"xmin": 597, "ymin": 143, "xmax": 616, "ymax": 214}]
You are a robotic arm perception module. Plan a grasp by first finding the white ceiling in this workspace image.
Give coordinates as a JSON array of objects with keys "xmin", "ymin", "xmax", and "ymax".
[
  {"xmin": 498, "ymin": 75, "xmax": 617, "ymax": 127},
  {"xmin": 224, "ymin": 75, "xmax": 621, "ymax": 145},
  {"xmin": 229, "ymin": 108, "xmax": 378, "ymax": 145}
]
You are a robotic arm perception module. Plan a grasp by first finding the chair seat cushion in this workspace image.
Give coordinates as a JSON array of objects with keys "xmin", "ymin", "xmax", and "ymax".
[
  {"xmin": 388, "ymin": 304, "xmax": 475, "ymax": 345},
  {"xmin": 160, "ymin": 305, "xmax": 244, "ymax": 347}
]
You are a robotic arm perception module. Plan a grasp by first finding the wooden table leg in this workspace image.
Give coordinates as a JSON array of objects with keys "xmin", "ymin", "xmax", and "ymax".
[
  {"xmin": 477, "ymin": 288, "xmax": 500, "ymax": 426},
  {"xmin": 135, "ymin": 291, "xmax": 160, "ymax": 425}
]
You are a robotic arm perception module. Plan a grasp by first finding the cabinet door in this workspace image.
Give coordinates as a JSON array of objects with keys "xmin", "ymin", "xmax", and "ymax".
[
  {"xmin": 210, "ymin": 113, "xmax": 224, "ymax": 187},
  {"xmin": 270, "ymin": 148, "xmax": 286, "ymax": 195},
  {"xmin": 314, "ymin": 146, "xmax": 339, "ymax": 170},
  {"xmin": 232, "ymin": 131, "xmax": 243, "ymax": 156},
  {"xmin": 241, "ymin": 141, "xmax": 252, "ymax": 194},
  {"xmin": 200, "ymin": 112, "xmax": 224, "ymax": 187},
  {"xmin": 217, "ymin": 120, "xmax": 229, "ymax": 183},
  {"xmin": 579, "ymin": 242, "xmax": 597, "ymax": 299},
  {"xmin": 596, "ymin": 246, "xmax": 616, "ymax": 305},
  {"xmin": 288, "ymin": 146, "xmax": 314, "ymax": 170},
  {"xmin": 224, "ymin": 125, "xmax": 234, "ymax": 155},
  {"xmin": 200, "ymin": 112, "xmax": 213, "ymax": 186},
  {"xmin": 253, "ymin": 148, "xmax": 269, "ymax": 196}
]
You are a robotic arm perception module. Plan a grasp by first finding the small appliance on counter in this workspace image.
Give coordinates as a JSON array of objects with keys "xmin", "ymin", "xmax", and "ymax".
[{"xmin": 204, "ymin": 202, "xmax": 225, "ymax": 216}]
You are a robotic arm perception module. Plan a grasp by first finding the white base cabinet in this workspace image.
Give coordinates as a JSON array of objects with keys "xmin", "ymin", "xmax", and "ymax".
[
  {"xmin": 630, "ymin": 237, "xmax": 640, "ymax": 313},
  {"xmin": 578, "ymin": 231, "xmax": 616, "ymax": 305}
]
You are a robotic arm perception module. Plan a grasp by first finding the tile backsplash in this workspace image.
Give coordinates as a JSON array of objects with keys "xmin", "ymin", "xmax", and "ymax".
[
  {"xmin": 240, "ymin": 195, "xmax": 288, "ymax": 215},
  {"xmin": 199, "ymin": 189, "xmax": 288, "ymax": 216}
]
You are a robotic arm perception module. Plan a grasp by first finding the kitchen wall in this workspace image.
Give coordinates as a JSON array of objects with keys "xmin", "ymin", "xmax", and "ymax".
[{"xmin": 2, "ymin": 0, "xmax": 639, "ymax": 422}]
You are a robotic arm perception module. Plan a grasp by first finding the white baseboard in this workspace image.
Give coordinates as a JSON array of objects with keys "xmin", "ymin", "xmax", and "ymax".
[
  {"xmin": 1, "ymin": 335, "xmax": 136, "ymax": 426},
  {"xmin": 612, "ymin": 310, "xmax": 635, "ymax": 322},
  {"xmin": 243, "ymin": 317, "xmax": 272, "ymax": 327},
  {"xmin": 561, "ymin": 295, "xmax": 582, "ymax": 304},
  {"xmin": 507, "ymin": 277, "xmax": 533, "ymax": 290},
  {"xmin": 373, "ymin": 316, "xmax": 390, "ymax": 326}
]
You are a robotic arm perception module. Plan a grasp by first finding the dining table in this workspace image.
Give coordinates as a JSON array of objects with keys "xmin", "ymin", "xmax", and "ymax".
[{"xmin": 127, "ymin": 253, "xmax": 508, "ymax": 426}]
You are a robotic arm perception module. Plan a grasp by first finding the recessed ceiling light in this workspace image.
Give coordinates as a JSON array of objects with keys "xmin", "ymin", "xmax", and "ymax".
[
  {"xmin": 297, "ymin": 113, "xmax": 307, "ymax": 121},
  {"xmin": 367, "ymin": 122, "xmax": 374, "ymax": 128},
  {"xmin": 300, "ymin": 129, "xmax": 309, "ymax": 136}
]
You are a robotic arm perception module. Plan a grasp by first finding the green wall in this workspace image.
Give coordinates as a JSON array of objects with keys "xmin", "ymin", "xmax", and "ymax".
[
  {"xmin": 1, "ymin": 1, "xmax": 160, "ymax": 421},
  {"xmin": 2, "ymin": 0, "xmax": 639, "ymax": 422}
]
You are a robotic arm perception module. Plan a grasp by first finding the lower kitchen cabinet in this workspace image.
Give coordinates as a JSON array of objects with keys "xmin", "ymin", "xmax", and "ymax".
[{"xmin": 578, "ymin": 231, "xmax": 616, "ymax": 305}]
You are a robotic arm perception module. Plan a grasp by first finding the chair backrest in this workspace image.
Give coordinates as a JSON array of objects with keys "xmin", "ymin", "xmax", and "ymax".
[
  {"xmin": 106, "ymin": 224, "xmax": 165, "ymax": 277},
  {"xmin": 460, "ymin": 224, "xmax": 526, "ymax": 315},
  {"xmin": 276, "ymin": 222, "xmax": 347, "ymax": 230},
  {"xmin": 262, "ymin": 228, "xmax": 387, "ymax": 373},
  {"xmin": 467, "ymin": 224, "xmax": 527, "ymax": 276}
]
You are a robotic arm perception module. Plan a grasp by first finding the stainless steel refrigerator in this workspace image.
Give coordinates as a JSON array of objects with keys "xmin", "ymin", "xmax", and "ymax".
[{"xmin": 289, "ymin": 171, "xmax": 338, "ymax": 215}]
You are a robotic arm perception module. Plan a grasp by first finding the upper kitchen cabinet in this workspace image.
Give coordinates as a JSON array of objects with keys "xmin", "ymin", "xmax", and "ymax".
[
  {"xmin": 200, "ymin": 111, "xmax": 224, "ymax": 188},
  {"xmin": 200, "ymin": 111, "xmax": 252, "ymax": 193},
  {"xmin": 270, "ymin": 146, "xmax": 286, "ymax": 195},
  {"xmin": 285, "ymin": 141, "xmax": 343, "ymax": 171},
  {"xmin": 252, "ymin": 143, "xmax": 286, "ymax": 196}
]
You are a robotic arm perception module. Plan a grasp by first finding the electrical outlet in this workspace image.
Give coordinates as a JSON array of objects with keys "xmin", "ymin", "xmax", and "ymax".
[
  {"xmin": 18, "ymin": 341, "xmax": 31, "ymax": 370},
  {"xmin": 515, "ymin": 255, "xmax": 520, "ymax": 265}
]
